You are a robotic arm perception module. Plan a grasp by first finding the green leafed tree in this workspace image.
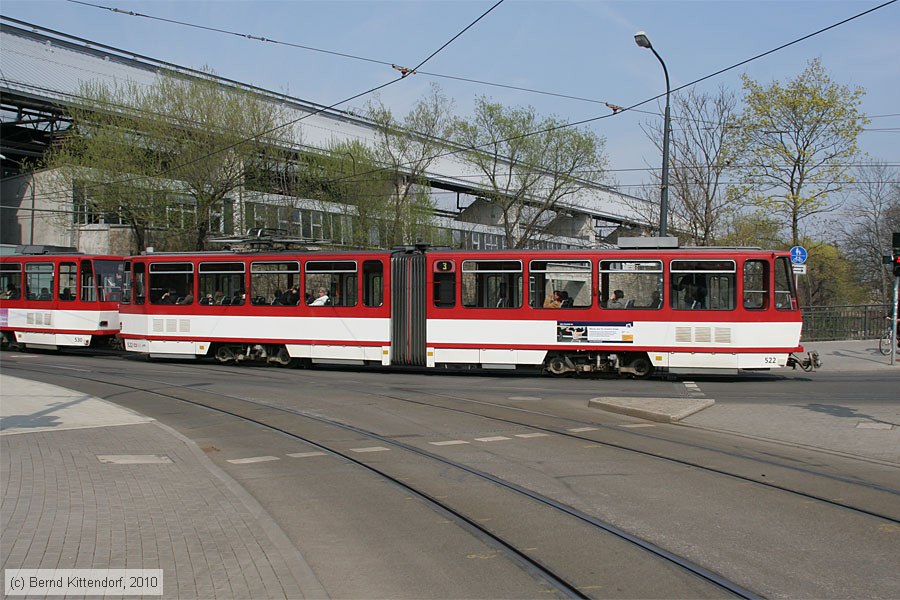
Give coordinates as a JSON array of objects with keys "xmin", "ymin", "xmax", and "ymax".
[
  {"xmin": 800, "ymin": 240, "xmax": 869, "ymax": 307},
  {"xmin": 737, "ymin": 58, "xmax": 867, "ymax": 246},
  {"xmin": 450, "ymin": 97, "xmax": 607, "ymax": 248},
  {"xmin": 364, "ymin": 84, "xmax": 454, "ymax": 246},
  {"xmin": 43, "ymin": 70, "xmax": 291, "ymax": 252}
]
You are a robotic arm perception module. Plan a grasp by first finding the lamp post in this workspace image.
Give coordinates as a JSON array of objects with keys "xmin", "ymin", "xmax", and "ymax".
[{"xmin": 634, "ymin": 31, "xmax": 670, "ymax": 237}]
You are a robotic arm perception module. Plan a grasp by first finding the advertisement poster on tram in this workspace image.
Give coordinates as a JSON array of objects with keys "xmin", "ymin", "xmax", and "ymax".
[{"xmin": 557, "ymin": 321, "xmax": 634, "ymax": 344}]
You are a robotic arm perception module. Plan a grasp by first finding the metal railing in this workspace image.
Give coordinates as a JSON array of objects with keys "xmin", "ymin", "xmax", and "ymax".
[{"xmin": 801, "ymin": 304, "xmax": 892, "ymax": 342}]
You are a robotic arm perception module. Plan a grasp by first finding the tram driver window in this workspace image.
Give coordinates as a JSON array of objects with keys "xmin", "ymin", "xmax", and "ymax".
[{"xmin": 670, "ymin": 260, "xmax": 735, "ymax": 310}]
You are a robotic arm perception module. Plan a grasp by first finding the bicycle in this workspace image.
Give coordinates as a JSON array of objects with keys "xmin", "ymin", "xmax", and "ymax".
[{"xmin": 879, "ymin": 317, "xmax": 897, "ymax": 355}]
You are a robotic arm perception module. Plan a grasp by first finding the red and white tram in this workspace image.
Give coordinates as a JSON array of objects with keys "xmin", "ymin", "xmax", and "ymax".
[
  {"xmin": 119, "ymin": 242, "xmax": 808, "ymax": 376},
  {"xmin": 0, "ymin": 247, "xmax": 128, "ymax": 350}
]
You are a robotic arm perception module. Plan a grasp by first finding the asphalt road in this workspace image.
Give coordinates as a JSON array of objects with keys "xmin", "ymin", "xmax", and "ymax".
[{"xmin": 3, "ymin": 351, "xmax": 898, "ymax": 599}]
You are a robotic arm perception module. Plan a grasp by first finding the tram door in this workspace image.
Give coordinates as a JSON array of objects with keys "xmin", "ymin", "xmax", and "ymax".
[{"xmin": 390, "ymin": 251, "xmax": 427, "ymax": 366}]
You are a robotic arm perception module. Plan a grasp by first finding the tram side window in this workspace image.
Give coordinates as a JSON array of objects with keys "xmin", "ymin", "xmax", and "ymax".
[
  {"xmin": 306, "ymin": 261, "xmax": 357, "ymax": 307},
  {"xmin": 743, "ymin": 260, "xmax": 769, "ymax": 310},
  {"xmin": 363, "ymin": 260, "xmax": 384, "ymax": 307},
  {"xmin": 0, "ymin": 263, "xmax": 22, "ymax": 300},
  {"xmin": 529, "ymin": 260, "xmax": 592, "ymax": 309},
  {"xmin": 149, "ymin": 262, "xmax": 195, "ymax": 305},
  {"xmin": 599, "ymin": 260, "xmax": 662, "ymax": 309},
  {"xmin": 132, "ymin": 263, "xmax": 145, "ymax": 305},
  {"xmin": 59, "ymin": 262, "xmax": 77, "ymax": 301},
  {"xmin": 81, "ymin": 260, "xmax": 95, "ymax": 302},
  {"xmin": 433, "ymin": 260, "xmax": 456, "ymax": 308},
  {"xmin": 27, "ymin": 262, "xmax": 54, "ymax": 301},
  {"xmin": 671, "ymin": 260, "xmax": 735, "ymax": 310},
  {"xmin": 250, "ymin": 261, "xmax": 300, "ymax": 306},
  {"xmin": 774, "ymin": 256, "xmax": 797, "ymax": 310},
  {"xmin": 198, "ymin": 262, "xmax": 246, "ymax": 305},
  {"xmin": 96, "ymin": 260, "xmax": 127, "ymax": 302},
  {"xmin": 461, "ymin": 260, "xmax": 522, "ymax": 308}
]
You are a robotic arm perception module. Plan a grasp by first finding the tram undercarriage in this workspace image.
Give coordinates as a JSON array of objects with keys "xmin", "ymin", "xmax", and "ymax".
[
  {"xmin": 206, "ymin": 340, "xmax": 655, "ymax": 378},
  {"xmin": 212, "ymin": 343, "xmax": 298, "ymax": 367},
  {"xmin": 544, "ymin": 350, "xmax": 654, "ymax": 378}
]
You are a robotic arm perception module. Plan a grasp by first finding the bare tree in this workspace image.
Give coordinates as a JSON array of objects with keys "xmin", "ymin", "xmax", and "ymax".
[
  {"xmin": 839, "ymin": 160, "xmax": 900, "ymax": 302},
  {"xmin": 642, "ymin": 87, "xmax": 742, "ymax": 245}
]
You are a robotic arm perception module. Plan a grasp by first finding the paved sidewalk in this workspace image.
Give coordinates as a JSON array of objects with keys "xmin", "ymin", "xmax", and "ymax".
[
  {"xmin": 0, "ymin": 375, "xmax": 327, "ymax": 599},
  {"xmin": 806, "ymin": 338, "xmax": 900, "ymax": 372}
]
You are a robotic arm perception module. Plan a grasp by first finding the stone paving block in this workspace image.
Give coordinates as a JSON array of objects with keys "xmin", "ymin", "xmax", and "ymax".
[{"xmin": 2, "ymin": 375, "xmax": 327, "ymax": 599}]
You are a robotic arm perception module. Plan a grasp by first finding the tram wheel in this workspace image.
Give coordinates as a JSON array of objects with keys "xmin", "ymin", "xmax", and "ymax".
[
  {"xmin": 546, "ymin": 356, "xmax": 573, "ymax": 376},
  {"xmin": 627, "ymin": 355, "xmax": 654, "ymax": 378},
  {"xmin": 215, "ymin": 345, "xmax": 237, "ymax": 364}
]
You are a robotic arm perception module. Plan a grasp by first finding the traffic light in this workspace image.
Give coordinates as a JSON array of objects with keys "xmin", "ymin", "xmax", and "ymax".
[{"xmin": 895, "ymin": 233, "xmax": 900, "ymax": 277}]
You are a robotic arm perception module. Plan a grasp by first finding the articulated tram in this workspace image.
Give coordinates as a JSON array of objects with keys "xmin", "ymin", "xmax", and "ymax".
[
  {"xmin": 0, "ymin": 248, "xmax": 128, "ymax": 350},
  {"xmin": 118, "ymin": 242, "xmax": 808, "ymax": 376}
]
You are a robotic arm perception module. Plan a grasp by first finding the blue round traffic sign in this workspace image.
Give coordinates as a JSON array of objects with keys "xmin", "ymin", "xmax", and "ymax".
[{"xmin": 790, "ymin": 246, "xmax": 808, "ymax": 265}]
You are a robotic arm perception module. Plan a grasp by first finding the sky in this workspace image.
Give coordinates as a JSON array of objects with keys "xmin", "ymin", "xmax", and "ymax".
[{"xmin": 1, "ymin": 0, "xmax": 898, "ymax": 195}]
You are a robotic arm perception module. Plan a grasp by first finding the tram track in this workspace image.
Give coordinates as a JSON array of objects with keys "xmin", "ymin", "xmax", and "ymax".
[
  {"xmin": 9, "ymin": 353, "xmax": 900, "ymax": 520},
  {"xmin": 368, "ymin": 386, "xmax": 900, "ymax": 523},
  {"xmin": 5, "ymin": 356, "xmax": 900, "ymax": 598},
  {"xmin": 10, "ymin": 355, "xmax": 900, "ymax": 521},
  {"xmin": 6, "ymin": 360, "xmax": 758, "ymax": 599},
  {"xmin": 115, "ymin": 357, "xmax": 900, "ymax": 523}
]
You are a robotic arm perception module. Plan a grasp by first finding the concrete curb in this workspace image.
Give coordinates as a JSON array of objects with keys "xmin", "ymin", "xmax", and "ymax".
[{"xmin": 588, "ymin": 396, "xmax": 716, "ymax": 423}]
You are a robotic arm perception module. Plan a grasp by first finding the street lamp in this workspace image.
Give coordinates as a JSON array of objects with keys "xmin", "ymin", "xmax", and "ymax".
[{"xmin": 634, "ymin": 31, "xmax": 671, "ymax": 237}]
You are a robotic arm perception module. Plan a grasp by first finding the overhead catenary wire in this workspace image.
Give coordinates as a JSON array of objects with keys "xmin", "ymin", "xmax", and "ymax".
[
  {"xmin": 2, "ymin": 1, "xmax": 507, "ymax": 199},
  {"xmin": 59, "ymin": 0, "xmax": 900, "ymax": 128},
  {"xmin": 62, "ymin": 0, "xmax": 654, "ymax": 115},
  {"xmin": 3, "ymin": 0, "xmax": 896, "ymax": 203}
]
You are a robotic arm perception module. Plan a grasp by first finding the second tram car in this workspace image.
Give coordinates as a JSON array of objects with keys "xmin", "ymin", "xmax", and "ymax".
[
  {"xmin": 119, "ymin": 243, "xmax": 805, "ymax": 376},
  {"xmin": 0, "ymin": 247, "xmax": 128, "ymax": 350}
]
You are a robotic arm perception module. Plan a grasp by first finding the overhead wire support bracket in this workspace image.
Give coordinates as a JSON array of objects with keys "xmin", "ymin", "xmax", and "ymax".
[{"xmin": 391, "ymin": 64, "xmax": 417, "ymax": 78}]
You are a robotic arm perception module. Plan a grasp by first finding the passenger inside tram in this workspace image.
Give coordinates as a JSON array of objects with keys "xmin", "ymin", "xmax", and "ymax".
[{"xmin": 1, "ymin": 283, "xmax": 19, "ymax": 300}]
